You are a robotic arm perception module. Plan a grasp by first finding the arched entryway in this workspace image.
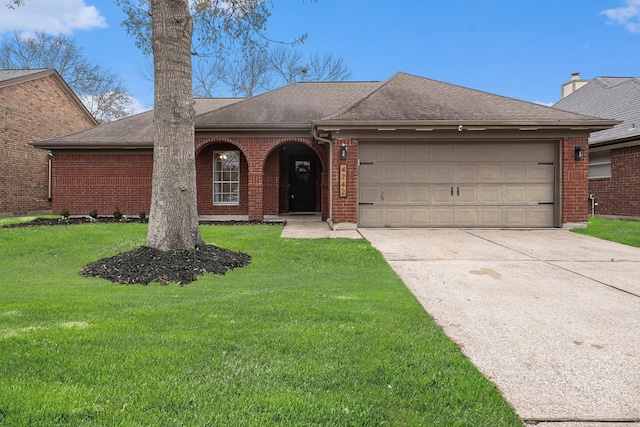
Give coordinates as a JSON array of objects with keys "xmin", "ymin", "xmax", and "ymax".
[{"xmin": 264, "ymin": 142, "xmax": 326, "ymax": 217}]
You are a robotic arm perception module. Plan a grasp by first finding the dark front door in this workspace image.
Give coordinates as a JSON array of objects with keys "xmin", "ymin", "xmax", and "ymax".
[{"xmin": 289, "ymin": 157, "xmax": 316, "ymax": 212}]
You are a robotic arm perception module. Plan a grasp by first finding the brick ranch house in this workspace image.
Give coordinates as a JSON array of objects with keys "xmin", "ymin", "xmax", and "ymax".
[
  {"xmin": 34, "ymin": 72, "xmax": 616, "ymax": 229},
  {"xmin": 555, "ymin": 74, "xmax": 640, "ymax": 220},
  {"xmin": 1, "ymin": 69, "xmax": 97, "ymax": 215}
]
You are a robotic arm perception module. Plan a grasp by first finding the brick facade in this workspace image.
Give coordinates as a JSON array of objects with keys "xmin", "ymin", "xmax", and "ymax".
[
  {"xmin": 589, "ymin": 144, "xmax": 640, "ymax": 218},
  {"xmin": 54, "ymin": 137, "xmax": 330, "ymax": 220},
  {"xmin": 562, "ymin": 137, "xmax": 590, "ymax": 224},
  {"xmin": 51, "ymin": 136, "xmax": 593, "ymax": 227},
  {"xmin": 0, "ymin": 72, "xmax": 96, "ymax": 215},
  {"xmin": 51, "ymin": 152, "xmax": 153, "ymax": 217},
  {"xmin": 330, "ymin": 139, "xmax": 359, "ymax": 225}
]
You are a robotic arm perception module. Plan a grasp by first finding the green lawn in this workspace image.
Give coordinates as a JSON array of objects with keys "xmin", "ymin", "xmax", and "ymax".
[
  {"xmin": 0, "ymin": 222, "xmax": 521, "ymax": 426},
  {"xmin": 573, "ymin": 217, "xmax": 640, "ymax": 248}
]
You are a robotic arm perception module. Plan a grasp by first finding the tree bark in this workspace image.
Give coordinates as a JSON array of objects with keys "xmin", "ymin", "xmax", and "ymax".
[{"xmin": 147, "ymin": 0, "xmax": 203, "ymax": 250}]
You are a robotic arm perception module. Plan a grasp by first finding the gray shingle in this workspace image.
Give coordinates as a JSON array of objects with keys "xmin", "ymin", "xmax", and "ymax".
[
  {"xmin": 554, "ymin": 77, "xmax": 640, "ymax": 145},
  {"xmin": 0, "ymin": 68, "xmax": 50, "ymax": 83}
]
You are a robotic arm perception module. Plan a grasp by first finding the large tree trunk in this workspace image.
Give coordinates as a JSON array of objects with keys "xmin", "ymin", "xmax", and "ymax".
[{"xmin": 147, "ymin": 0, "xmax": 203, "ymax": 250}]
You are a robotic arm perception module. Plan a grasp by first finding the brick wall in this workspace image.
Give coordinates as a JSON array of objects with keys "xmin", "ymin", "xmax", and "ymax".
[
  {"xmin": 52, "ymin": 152, "xmax": 153, "ymax": 217},
  {"xmin": 562, "ymin": 137, "xmax": 590, "ymax": 224},
  {"xmin": 0, "ymin": 74, "xmax": 95, "ymax": 214},
  {"xmin": 195, "ymin": 137, "xmax": 327, "ymax": 220},
  {"xmin": 589, "ymin": 144, "xmax": 640, "ymax": 218},
  {"xmin": 330, "ymin": 139, "xmax": 359, "ymax": 224}
]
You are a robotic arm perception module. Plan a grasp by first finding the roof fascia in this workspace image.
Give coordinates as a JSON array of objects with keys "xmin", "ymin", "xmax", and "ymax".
[{"xmin": 314, "ymin": 119, "xmax": 620, "ymax": 132}]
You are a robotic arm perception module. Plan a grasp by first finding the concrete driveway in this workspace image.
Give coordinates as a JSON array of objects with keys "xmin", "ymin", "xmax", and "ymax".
[{"xmin": 359, "ymin": 229, "xmax": 640, "ymax": 426}]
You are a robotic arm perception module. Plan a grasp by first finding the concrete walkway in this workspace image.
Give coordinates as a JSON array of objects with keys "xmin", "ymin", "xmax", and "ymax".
[{"xmin": 359, "ymin": 229, "xmax": 640, "ymax": 426}]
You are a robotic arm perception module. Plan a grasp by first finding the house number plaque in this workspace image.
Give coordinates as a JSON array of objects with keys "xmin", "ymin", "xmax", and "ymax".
[{"xmin": 339, "ymin": 164, "xmax": 347, "ymax": 198}]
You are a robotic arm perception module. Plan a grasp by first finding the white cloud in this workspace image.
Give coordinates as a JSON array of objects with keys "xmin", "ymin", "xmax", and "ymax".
[
  {"xmin": 0, "ymin": 0, "xmax": 107, "ymax": 34},
  {"xmin": 601, "ymin": 0, "xmax": 640, "ymax": 33}
]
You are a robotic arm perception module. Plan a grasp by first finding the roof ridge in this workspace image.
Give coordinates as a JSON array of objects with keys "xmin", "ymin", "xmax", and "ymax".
[{"xmin": 319, "ymin": 74, "xmax": 392, "ymax": 120}]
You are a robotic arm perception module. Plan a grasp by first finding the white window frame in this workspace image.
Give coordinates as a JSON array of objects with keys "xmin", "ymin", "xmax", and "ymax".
[
  {"xmin": 213, "ymin": 150, "xmax": 240, "ymax": 205},
  {"xmin": 589, "ymin": 150, "xmax": 611, "ymax": 179}
]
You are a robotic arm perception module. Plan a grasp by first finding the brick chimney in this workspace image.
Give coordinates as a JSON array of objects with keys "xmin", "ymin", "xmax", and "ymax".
[{"xmin": 561, "ymin": 72, "xmax": 589, "ymax": 98}]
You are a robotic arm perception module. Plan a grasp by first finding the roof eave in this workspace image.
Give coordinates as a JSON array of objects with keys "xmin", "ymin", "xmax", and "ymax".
[
  {"xmin": 32, "ymin": 141, "xmax": 153, "ymax": 150},
  {"xmin": 314, "ymin": 119, "xmax": 621, "ymax": 132}
]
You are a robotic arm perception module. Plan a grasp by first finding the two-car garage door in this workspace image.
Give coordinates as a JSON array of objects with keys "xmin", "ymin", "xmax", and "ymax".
[{"xmin": 358, "ymin": 141, "xmax": 558, "ymax": 228}]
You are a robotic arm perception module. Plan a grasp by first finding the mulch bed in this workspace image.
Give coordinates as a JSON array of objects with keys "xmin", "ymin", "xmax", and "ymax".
[
  {"xmin": 3, "ymin": 216, "xmax": 266, "ymax": 285},
  {"xmin": 79, "ymin": 244, "xmax": 251, "ymax": 286}
]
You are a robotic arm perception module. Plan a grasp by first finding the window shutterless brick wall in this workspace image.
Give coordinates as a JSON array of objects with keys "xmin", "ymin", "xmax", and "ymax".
[
  {"xmin": 562, "ymin": 137, "xmax": 590, "ymax": 224},
  {"xmin": 589, "ymin": 143, "xmax": 640, "ymax": 218},
  {"xmin": 330, "ymin": 139, "xmax": 359, "ymax": 225},
  {"xmin": 0, "ymin": 74, "xmax": 95, "ymax": 214},
  {"xmin": 51, "ymin": 152, "xmax": 153, "ymax": 217}
]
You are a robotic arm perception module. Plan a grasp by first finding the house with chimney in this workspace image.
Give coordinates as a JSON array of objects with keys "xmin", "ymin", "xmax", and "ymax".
[
  {"xmin": 34, "ymin": 72, "xmax": 616, "ymax": 229},
  {"xmin": 554, "ymin": 73, "xmax": 640, "ymax": 220}
]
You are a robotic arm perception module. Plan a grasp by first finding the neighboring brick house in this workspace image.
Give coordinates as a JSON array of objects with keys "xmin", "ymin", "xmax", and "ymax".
[
  {"xmin": 0, "ymin": 69, "xmax": 97, "ymax": 215},
  {"xmin": 554, "ymin": 74, "xmax": 639, "ymax": 220},
  {"xmin": 34, "ymin": 72, "xmax": 615, "ymax": 229}
]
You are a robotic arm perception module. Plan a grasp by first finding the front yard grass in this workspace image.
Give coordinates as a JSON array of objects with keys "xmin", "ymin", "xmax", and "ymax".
[
  {"xmin": 0, "ymin": 223, "xmax": 521, "ymax": 426},
  {"xmin": 573, "ymin": 217, "xmax": 640, "ymax": 248}
]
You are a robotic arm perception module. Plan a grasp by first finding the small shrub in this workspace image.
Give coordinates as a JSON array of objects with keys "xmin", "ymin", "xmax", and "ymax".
[
  {"xmin": 113, "ymin": 206, "xmax": 123, "ymax": 221},
  {"xmin": 89, "ymin": 208, "xmax": 98, "ymax": 219},
  {"xmin": 60, "ymin": 207, "xmax": 70, "ymax": 218},
  {"xmin": 139, "ymin": 211, "xmax": 146, "ymax": 220}
]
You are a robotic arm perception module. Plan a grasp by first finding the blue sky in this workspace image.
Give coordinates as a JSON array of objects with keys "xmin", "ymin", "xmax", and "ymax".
[{"xmin": 1, "ymin": 0, "xmax": 639, "ymax": 113}]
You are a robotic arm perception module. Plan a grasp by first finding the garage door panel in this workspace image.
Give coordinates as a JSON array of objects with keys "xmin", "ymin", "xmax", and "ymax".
[
  {"xmin": 457, "ymin": 186, "xmax": 478, "ymax": 204},
  {"xmin": 383, "ymin": 209, "xmax": 406, "ymax": 226},
  {"xmin": 503, "ymin": 144, "xmax": 527, "ymax": 161},
  {"xmin": 358, "ymin": 141, "xmax": 556, "ymax": 228},
  {"xmin": 383, "ymin": 164, "xmax": 406, "ymax": 182},
  {"xmin": 455, "ymin": 164, "xmax": 478, "ymax": 182},
  {"xmin": 380, "ymin": 187, "xmax": 405, "ymax": 204},
  {"xmin": 407, "ymin": 187, "xmax": 430, "ymax": 204},
  {"xmin": 479, "ymin": 186, "xmax": 502, "ymax": 204},
  {"xmin": 407, "ymin": 208, "xmax": 430, "ymax": 225},
  {"xmin": 431, "ymin": 164, "xmax": 454, "ymax": 182},
  {"xmin": 527, "ymin": 143, "xmax": 554, "ymax": 161},
  {"xmin": 528, "ymin": 164, "xmax": 554, "ymax": 182},
  {"xmin": 431, "ymin": 145, "xmax": 454, "ymax": 161},
  {"xmin": 407, "ymin": 164, "xmax": 429, "ymax": 182},
  {"xmin": 454, "ymin": 144, "xmax": 478, "ymax": 161},
  {"xmin": 503, "ymin": 164, "xmax": 527, "ymax": 182},
  {"xmin": 478, "ymin": 144, "xmax": 503, "ymax": 161},
  {"xmin": 432, "ymin": 186, "xmax": 454, "ymax": 204},
  {"xmin": 504, "ymin": 208, "xmax": 527, "ymax": 226},
  {"xmin": 528, "ymin": 206, "xmax": 554, "ymax": 227},
  {"xmin": 406, "ymin": 144, "xmax": 431, "ymax": 162},
  {"xmin": 479, "ymin": 207, "xmax": 503, "ymax": 225},
  {"xmin": 359, "ymin": 186, "xmax": 380, "ymax": 203},
  {"xmin": 360, "ymin": 165, "xmax": 381, "ymax": 183},
  {"xmin": 431, "ymin": 208, "xmax": 455, "ymax": 226},
  {"xmin": 479, "ymin": 164, "xmax": 502, "ymax": 182},
  {"xmin": 359, "ymin": 207, "xmax": 382, "ymax": 228},
  {"xmin": 455, "ymin": 207, "xmax": 479, "ymax": 225},
  {"xmin": 527, "ymin": 185, "xmax": 554, "ymax": 203},
  {"xmin": 504, "ymin": 186, "xmax": 527, "ymax": 204}
]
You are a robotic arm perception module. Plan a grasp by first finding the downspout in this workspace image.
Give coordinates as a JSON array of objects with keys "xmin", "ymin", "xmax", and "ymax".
[
  {"xmin": 312, "ymin": 126, "xmax": 333, "ymax": 226},
  {"xmin": 47, "ymin": 151, "xmax": 53, "ymax": 201}
]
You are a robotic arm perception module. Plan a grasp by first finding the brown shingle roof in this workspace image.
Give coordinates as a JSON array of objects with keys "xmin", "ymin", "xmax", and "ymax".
[
  {"xmin": 323, "ymin": 72, "xmax": 603, "ymax": 123},
  {"xmin": 196, "ymin": 81, "xmax": 383, "ymax": 127},
  {"xmin": 34, "ymin": 98, "xmax": 241, "ymax": 148}
]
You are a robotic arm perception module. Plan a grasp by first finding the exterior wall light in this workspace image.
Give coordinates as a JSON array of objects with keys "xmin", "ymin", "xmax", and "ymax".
[{"xmin": 574, "ymin": 146, "xmax": 584, "ymax": 161}]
